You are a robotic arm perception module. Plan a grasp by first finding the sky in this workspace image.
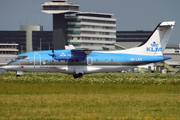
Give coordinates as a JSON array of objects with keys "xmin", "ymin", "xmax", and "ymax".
[{"xmin": 0, "ymin": 0, "xmax": 180, "ymax": 44}]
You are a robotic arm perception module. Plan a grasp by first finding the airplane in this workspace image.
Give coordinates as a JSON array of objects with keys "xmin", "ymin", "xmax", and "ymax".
[{"xmin": 4, "ymin": 21, "xmax": 175, "ymax": 78}]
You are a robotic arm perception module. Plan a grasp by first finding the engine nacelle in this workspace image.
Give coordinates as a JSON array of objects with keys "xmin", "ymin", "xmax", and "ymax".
[
  {"xmin": 49, "ymin": 49, "xmax": 90, "ymax": 61},
  {"xmin": 55, "ymin": 51, "xmax": 72, "ymax": 60},
  {"xmin": 53, "ymin": 50, "xmax": 86, "ymax": 61}
]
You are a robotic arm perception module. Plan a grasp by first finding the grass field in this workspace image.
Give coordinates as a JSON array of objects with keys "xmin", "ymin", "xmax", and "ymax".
[{"xmin": 0, "ymin": 72, "xmax": 180, "ymax": 120}]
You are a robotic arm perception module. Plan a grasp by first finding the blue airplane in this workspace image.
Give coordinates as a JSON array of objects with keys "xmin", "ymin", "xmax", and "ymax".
[{"xmin": 4, "ymin": 21, "xmax": 175, "ymax": 78}]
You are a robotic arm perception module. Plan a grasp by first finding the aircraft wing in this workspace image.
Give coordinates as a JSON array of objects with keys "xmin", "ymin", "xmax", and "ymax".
[
  {"xmin": 71, "ymin": 48, "xmax": 92, "ymax": 55},
  {"xmin": 50, "ymin": 48, "xmax": 93, "ymax": 61}
]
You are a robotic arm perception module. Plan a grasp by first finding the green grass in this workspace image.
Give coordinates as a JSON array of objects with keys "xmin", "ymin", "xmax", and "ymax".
[{"xmin": 0, "ymin": 72, "xmax": 180, "ymax": 119}]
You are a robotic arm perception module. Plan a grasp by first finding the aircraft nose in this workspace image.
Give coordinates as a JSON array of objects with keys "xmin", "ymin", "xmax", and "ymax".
[
  {"xmin": 3, "ymin": 61, "xmax": 18, "ymax": 71},
  {"xmin": 0, "ymin": 66, "xmax": 5, "ymax": 69},
  {"xmin": 3, "ymin": 65, "xmax": 10, "ymax": 70}
]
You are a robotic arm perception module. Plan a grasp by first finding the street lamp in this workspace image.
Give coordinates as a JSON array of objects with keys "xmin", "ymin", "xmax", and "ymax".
[
  {"xmin": 21, "ymin": 46, "xmax": 23, "ymax": 54},
  {"xmin": 40, "ymin": 38, "xmax": 42, "ymax": 50}
]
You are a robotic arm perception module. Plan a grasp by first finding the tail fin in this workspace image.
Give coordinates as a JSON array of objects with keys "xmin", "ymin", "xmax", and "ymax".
[
  {"xmin": 111, "ymin": 21, "xmax": 175, "ymax": 56},
  {"xmin": 137, "ymin": 21, "xmax": 175, "ymax": 56}
]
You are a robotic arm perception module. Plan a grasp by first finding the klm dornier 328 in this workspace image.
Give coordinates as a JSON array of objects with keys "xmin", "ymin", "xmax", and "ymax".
[{"xmin": 4, "ymin": 21, "xmax": 175, "ymax": 78}]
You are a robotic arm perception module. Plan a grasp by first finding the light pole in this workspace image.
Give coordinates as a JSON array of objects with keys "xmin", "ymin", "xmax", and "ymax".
[
  {"xmin": 21, "ymin": 46, "xmax": 23, "ymax": 54},
  {"xmin": 40, "ymin": 39, "xmax": 42, "ymax": 50}
]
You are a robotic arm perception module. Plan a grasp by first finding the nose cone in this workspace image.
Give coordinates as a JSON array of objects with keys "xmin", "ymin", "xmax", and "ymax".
[
  {"xmin": 3, "ymin": 61, "xmax": 19, "ymax": 71},
  {"xmin": 3, "ymin": 64, "xmax": 19, "ymax": 71},
  {"xmin": 0, "ymin": 66, "xmax": 5, "ymax": 69},
  {"xmin": 3, "ymin": 65, "xmax": 11, "ymax": 70}
]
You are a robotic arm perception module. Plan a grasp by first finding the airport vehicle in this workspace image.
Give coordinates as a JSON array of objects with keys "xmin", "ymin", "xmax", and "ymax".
[{"xmin": 4, "ymin": 21, "xmax": 175, "ymax": 78}]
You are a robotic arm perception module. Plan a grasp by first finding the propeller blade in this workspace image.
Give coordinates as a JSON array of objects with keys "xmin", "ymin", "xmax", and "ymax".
[{"xmin": 52, "ymin": 48, "xmax": 54, "ymax": 53}]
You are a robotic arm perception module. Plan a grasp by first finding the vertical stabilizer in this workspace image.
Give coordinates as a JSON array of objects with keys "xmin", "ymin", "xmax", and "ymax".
[
  {"xmin": 137, "ymin": 21, "xmax": 175, "ymax": 56},
  {"xmin": 109, "ymin": 21, "xmax": 175, "ymax": 56}
]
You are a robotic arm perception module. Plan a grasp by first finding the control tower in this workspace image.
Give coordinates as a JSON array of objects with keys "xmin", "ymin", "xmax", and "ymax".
[{"xmin": 42, "ymin": 0, "xmax": 79, "ymax": 50}]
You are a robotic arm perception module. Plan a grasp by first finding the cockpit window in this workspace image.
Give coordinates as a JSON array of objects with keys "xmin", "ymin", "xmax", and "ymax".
[
  {"xmin": 15, "ymin": 56, "xmax": 28, "ymax": 60},
  {"xmin": 22, "ymin": 56, "xmax": 28, "ymax": 60}
]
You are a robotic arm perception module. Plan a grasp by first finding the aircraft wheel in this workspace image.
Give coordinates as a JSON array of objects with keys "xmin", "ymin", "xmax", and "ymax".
[
  {"xmin": 73, "ymin": 73, "xmax": 83, "ymax": 79},
  {"xmin": 16, "ymin": 75, "xmax": 21, "ymax": 77}
]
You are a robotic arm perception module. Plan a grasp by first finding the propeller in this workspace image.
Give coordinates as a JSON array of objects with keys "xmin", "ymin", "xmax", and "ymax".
[
  {"xmin": 52, "ymin": 48, "xmax": 55, "ymax": 59},
  {"xmin": 48, "ymin": 48, "xmax": 56, "ymax": 60},
  {"xmin": 52, "ymin": 48, "xmax": 54, "ymax": 53}
]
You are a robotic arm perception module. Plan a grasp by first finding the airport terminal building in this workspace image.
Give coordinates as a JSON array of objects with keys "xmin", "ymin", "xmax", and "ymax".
[
  {"xmin": 0, "ymin": 28, "xmax": 53, "ymax": 54},
  {"xmin": 116, "ymin": 31, "xmax": 152, "ymax": 49},
  {"xmin": 41, "ymin": 0, "xmax": 117, "ymax": 50},
  {"xmin": 66, "ymin": 12, "xmax": 116, "ymax": 50}
]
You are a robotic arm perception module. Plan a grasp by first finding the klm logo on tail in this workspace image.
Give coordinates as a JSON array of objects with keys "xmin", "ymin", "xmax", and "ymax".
[{"xmin": 146, "ymin": 42, "xmax": 162, "ymax": 52}]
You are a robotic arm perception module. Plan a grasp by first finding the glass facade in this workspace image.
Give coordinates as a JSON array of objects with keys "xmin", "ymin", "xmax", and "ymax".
[
  {"xmin": 67, "ymin": 13, "xmax": 116, "ymax": 50},
  {"xmin": 81, "ymin": 19, "xmax": 116, "ymax": 24},
  {"xmin": 116, "ymin": 31, "xmax": 152, "ymax": 48},
  {"xmin": 43, "ymin": 5, "xmax": 79, "ymax": 11},
  {"xmin": 0, "ymin": 31, "xmax": 26, "ymax": 53},
  {"xmin": 0, "ymin": 44, "xmax": 18, "ymax": 55},
  {"xmin": 116, "ymin": 31, "xmax": 152, "ymax": 42},
  {"xmin": 0, "ymin": 31, "xmax": 53, "ymax": 53},
  {"xmin": 67, "ymin": 24, "xmax": 81, "ymax": 28},
  {"xmin": 81, "ymin": 25, "xmax": 115, "ymax": 30},
  {"xmin": 32, "ymin": 31, "xmax": 53, "ymax": 51}
]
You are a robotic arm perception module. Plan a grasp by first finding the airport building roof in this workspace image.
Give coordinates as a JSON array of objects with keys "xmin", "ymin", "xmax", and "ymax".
[{"xmin": 42, "ymin": 1, "xmax": 80, "ymax": 14}]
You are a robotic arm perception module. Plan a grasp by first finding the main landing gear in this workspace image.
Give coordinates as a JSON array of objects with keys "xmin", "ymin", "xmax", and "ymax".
[
  {"xmin": 73, "ymin": 73, "xmax": 83, "ymax": 78},
  {"xmin": 16, "ymin": 71, "xmax": 23, "ymax": 77}
]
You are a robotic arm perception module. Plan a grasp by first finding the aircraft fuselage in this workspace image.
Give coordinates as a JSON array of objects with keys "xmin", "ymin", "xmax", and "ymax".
[{"xmin": 5, "ymin": 50, "xmax": 171, "ymax": 74}]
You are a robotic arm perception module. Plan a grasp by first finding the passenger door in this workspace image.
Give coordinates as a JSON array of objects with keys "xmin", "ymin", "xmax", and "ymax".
[
  {"xmin": 34, "ymin": 54, "xmax": 41, "ymax": 68},
  {"xmin": 87, "ymin": 57, "xmax": 93, "ymax": 65}
]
